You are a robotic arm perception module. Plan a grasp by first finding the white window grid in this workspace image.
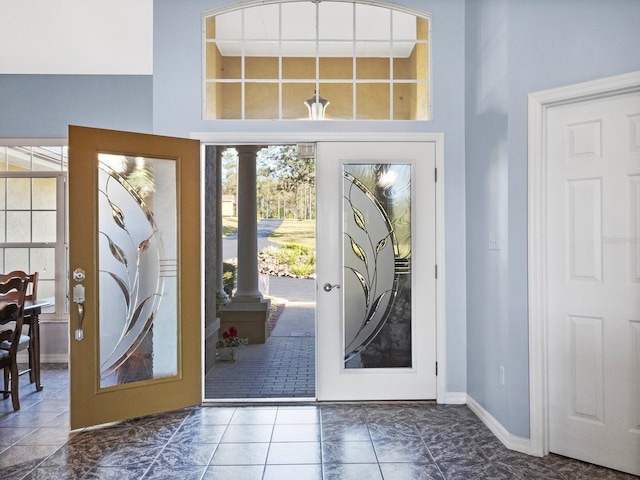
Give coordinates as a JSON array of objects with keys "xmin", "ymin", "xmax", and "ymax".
[
  {"xmin": 203, "ymin": 1, "xmax": 431, "ymax": 120},
  {"xmin": 0, "ymin": 146, "xmax": 68, "ymax": 320}
]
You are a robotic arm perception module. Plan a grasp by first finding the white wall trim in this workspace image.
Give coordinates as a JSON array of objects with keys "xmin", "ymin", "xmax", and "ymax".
[
  {"xmin": 194, "ymin": 131, "xmax": 447, "ymax": 402},
  {"xmin": 467, "ymin": 395, "xmax": 532, "ymax": 455},
  {"xmin": 528, "ymin": 70, "xmax": 640, "ymax": 457},
  {"xmin": 441, "ymin": 391, "xmax": 466, "ymax": 404},
  {"xmin": 434, "ymin": 134, "xmax": 448, "ymax": 405},
  {"xmin": 0, "ymin": 138, "xmax": 67, "ymax": 146},
  {"xmin": 18, "ymin": 353, "xmax": 68, "ymax": 364},
  {"xmin": 192, "ymin": 132, "xmax": 443, "ymax": 144},
  {"xmin": 41, "ymin": 354, "xmax": 69, "ymax": 364}
]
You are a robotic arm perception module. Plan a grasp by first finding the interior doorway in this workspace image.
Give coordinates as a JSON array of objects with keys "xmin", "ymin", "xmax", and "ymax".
[
  {"xmin": 529, "ymin": 71, "xmax": 640, "ymax": 476},
  {"xmin": 204, "ymin": 144, "xmax": 317, "ymax": 401}
]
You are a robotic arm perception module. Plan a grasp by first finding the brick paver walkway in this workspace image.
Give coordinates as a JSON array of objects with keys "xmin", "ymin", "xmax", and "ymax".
[{"xmin": 205, "ymin": 277, "xmax": 316, "ymax": 400}]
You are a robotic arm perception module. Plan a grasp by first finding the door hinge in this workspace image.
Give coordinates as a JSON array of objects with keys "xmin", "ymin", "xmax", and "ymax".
[
  {"xmin": 435, "ymin": 362, "xmax": 438, "ymax": 376},
  {"xmin": 435, "ymin": 265, "xmax": 438, "ymax": 279},
  {"xmin": 434, "ymin": 167, "xmax": 438, "ymax": 182}
]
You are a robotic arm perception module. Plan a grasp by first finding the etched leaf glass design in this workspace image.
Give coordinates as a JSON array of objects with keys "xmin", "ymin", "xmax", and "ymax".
[
  {"xmin": 343, "ymin": 164, "xmax": 411, "ymax": 369},
  {"xmin": 98, "ymin": 154, "xmax": 178, "ymax": 388}
]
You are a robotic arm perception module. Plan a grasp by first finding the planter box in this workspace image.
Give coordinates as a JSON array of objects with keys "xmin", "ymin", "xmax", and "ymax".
[{"xmin": 217, "ymin": 346, "xmax": 240, "ymax": 362}]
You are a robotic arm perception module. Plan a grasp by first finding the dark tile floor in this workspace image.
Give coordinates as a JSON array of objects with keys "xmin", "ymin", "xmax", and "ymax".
[{"xmin": 0, "ymin": 365, "xmax": 638, "ymax": 479}]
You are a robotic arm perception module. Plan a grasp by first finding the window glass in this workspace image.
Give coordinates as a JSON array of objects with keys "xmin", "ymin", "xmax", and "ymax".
[
  {"xmin": 355, "ymin": 4, "xmax": 389, "ymax": 40},
  {"xmin": 7, "ymin": 178, "xmax": 31, "ymax": 209},
  {"xmin": 0, "ymin": 146, "xmax": 67, "ymax": 318},
  {"xmin": 281, "ymin": 2, "xmax": 316, "ymax": 40},
  {"xmin": 205, "ymin": 1, "xmax": 430, "ymax": 120}
]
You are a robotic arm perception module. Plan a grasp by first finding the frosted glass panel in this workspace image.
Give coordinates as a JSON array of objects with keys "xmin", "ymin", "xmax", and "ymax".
[
  {"xmin": 32, "ymin": 178, "xmax": 57, "ymax": 209},
  {"xmin": 7, "ymin": 178, "xmax": 30, "ymax": 209},
  {"xmin": 98, "ymin": 154, "xmax": 178, "ymax": 388},
  {"xmin": 32, "ymin": 211, "xmax": 56, "ymax": 242},
  {"xmin": 5, "ymin": 248, "xmax": 28, "ymax": 272},
  {"xmin": 343, "ymin": 164, "xmax": 411, "ymax": 368},
  {"xmin": 6, "ymin": 211, "xmax": 30, "ymax": 242}
]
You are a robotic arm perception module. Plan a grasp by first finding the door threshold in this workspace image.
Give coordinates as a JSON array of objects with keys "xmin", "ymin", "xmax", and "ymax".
[
  {"xmin": 202, "ymin": 397, "xmax": 317, "ymax": 406},
  {"xmin": 201, "ymin": 398, "xmax": 438, "ymax": 406}
]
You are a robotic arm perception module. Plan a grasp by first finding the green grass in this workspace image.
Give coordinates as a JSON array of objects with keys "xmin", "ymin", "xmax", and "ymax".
[
  {"xmin": 222, "ymin": 216, "xmax": 238, "ymax": 237},
  {"xmin": 222, "ymin": 217, "xmax": 316, "ymax": 248},
  {"xmin": 268, "ymin": 219, "xmax": 316, "ymax": 247}
]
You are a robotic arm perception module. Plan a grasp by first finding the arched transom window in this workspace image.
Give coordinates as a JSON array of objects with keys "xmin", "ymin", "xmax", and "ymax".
[{"xmin": 204, "ymin": 1, "xmax": 430, "ymax": 120}]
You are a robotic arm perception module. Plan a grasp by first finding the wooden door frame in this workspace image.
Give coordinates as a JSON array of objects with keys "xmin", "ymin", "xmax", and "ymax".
[
  {"xmin": 528, "ymin": 70, "xmax": 640, "ymax": 456},
  {"xmin": 194, "ymin": 132, "xmax": 447, "ymax": 403}
]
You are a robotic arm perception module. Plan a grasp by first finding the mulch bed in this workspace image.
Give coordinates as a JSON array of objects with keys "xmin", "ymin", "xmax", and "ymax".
[{"xmin": 266, "ymin": 297, "xmax": 287, "ymax": 335}]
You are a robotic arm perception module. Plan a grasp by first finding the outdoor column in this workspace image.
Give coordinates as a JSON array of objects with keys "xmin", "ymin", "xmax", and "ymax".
[
  {"xmin": 215, "ymin": 149, "xmax": 224, "ymax": 298},
  {"xmin": 221, "ymin": 145, "xmax": 271, "ymax": 344},
  {"xmin": 233, "ymin": 145, "xmax": 263, "ymax": 301},
  {"xmin": 204, "ymin": 145, "xmax": 221, "ymax": 371}
]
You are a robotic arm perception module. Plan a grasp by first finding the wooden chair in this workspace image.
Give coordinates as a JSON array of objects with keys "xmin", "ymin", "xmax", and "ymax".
[
  {"xmin": 0, "ymin": 275, "xmax": 28, "ymax": 410},
  {"xmin": 0, "ymin": 271, "xmax": 38, "ymax": 384}
]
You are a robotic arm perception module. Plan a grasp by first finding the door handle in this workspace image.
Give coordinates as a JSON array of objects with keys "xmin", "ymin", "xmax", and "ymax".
[
  {"xmin": 75, "ymin": 303, "xmax": 85, "ymax": 341},
  {"xmin": 73, "ymin": 282, "xmax": 85, "ymax": 341},
  {"xmin": 323, "ymin": 283, "xmax": 340, "ymax": 292}
]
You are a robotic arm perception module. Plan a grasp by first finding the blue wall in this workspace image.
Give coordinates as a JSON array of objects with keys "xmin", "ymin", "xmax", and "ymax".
[
  {"xmin": 0, "ymin": 75, "xmax": 153, "ymax": 138},
  {"xmin": 465, "ymin": 0, "xmax": 640, "ymax": 437}
]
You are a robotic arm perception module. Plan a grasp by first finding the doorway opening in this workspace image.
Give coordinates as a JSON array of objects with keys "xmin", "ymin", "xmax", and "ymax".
[{"xmin": 204, "ymin": 144, "xmax": 317, "ymax": 401}]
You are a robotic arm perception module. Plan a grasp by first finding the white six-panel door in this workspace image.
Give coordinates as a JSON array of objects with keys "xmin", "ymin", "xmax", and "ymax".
[{"xmin": 546, "ymin": 92, "xmax": 640, "ymax": 475}]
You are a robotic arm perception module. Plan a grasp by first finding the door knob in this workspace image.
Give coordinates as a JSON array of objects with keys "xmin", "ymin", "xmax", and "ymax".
[{"xmin": 323, "ymin": 283, "xmax": 340, "ymax": 292}]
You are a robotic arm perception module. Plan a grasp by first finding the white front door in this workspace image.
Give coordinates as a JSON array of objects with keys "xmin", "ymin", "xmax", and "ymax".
[
  {"xmin": 316, "ymin": 141, "xmax": 437, "ymax": 400},
  {"xmin": 546, "ymin": 92, "xmax": 640, "ymax": 475}
]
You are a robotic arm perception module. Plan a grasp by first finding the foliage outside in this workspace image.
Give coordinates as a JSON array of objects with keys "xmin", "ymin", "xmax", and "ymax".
[
  {"xmin": 221, "ymin": 145, "xmax": 316, "ymax": 277},
  {"xmin": 261, "ymin": 243, "xmax": 315, "ymax": 278},
  {"xmin": 222, "ymin": 262, "xmax": 236, "ymax": 296},
  {"xmin": 221, "ymin": 145, "xmax": 315, "ymax": 220}
]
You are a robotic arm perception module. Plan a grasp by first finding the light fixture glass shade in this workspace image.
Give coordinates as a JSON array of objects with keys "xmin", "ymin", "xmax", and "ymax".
[{"xmin": 304, "ymin": 92, "xmax": 330, "ymax": 120}]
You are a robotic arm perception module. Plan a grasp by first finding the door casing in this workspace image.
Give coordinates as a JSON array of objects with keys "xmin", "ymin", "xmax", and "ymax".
[
  {"xmin": 528, "ymin": 70, "xmax": 640, "ymax": 456},
  {"xmin": 194, "ymin": 132, "xmax": 447, "ymax": 402}
]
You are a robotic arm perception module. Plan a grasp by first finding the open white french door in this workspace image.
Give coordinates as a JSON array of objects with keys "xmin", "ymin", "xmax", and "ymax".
[
  {"xmin": 68, "ymin": 126, "xmax": 201, "ymax": 429},
  {"xmin": 316, "ymin": 141, "xmax": 437, "ymax": 400}
]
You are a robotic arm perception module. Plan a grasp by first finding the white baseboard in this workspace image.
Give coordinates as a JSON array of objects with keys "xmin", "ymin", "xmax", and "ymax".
[
  {"xmin": 41, "ymin": 354, "xmax": 69, "ymax": 364},
  {"xmin": 466, "ymin": 395, "xmax": 532, "ymax": 455},
  {"xmin": 18, "ymin": 352, "xmax": 68, "ymax": 364},
  {"xmin": 439, "ymin": 391, "xmax": 467, "ymax": 404}
]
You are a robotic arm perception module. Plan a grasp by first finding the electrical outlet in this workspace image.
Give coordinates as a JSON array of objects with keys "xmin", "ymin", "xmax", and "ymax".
[
  {"xmin": 499, "ymin": 365, "xmax": 506, "ymax": 386},
  {"xmin": 489, "ymin": 233, "xmax": 500, "ymax": 250}
]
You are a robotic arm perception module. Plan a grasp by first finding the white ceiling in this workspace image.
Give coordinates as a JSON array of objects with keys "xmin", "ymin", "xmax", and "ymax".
[
  {"xmin": 214, "ymin": 2, "xmax": 419, "ymax": 58},
  {"xmin": 0, "ymin": 0, "xmax": 152, "ymax": 75}
]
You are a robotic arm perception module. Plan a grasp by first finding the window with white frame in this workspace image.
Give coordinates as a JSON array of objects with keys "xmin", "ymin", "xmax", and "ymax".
[
  {"xmin": 0, "ymin": 146, "xmax": 67, "ymax": 318},
  {"xmin": 204, "ymin": 1, "xmax": 430, "ymax": 120}
]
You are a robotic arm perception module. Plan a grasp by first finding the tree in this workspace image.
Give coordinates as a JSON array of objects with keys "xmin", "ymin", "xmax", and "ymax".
[
  {"xmin": 257, "ymin": 145, "xmax": 315, "ymax": 219},
  {"xmin": 221, "ymin": 148, "xmax": 238, "ymax": 198}
]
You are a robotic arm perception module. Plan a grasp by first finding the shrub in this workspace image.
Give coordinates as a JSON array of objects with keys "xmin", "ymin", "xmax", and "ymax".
[
  {"xmin": 222, "ymin": 261, "xmax": 236, "ymax": 295},
  {"xmin": 260, "ymin": 243, "xmax": 316, "ymax": 278}
]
